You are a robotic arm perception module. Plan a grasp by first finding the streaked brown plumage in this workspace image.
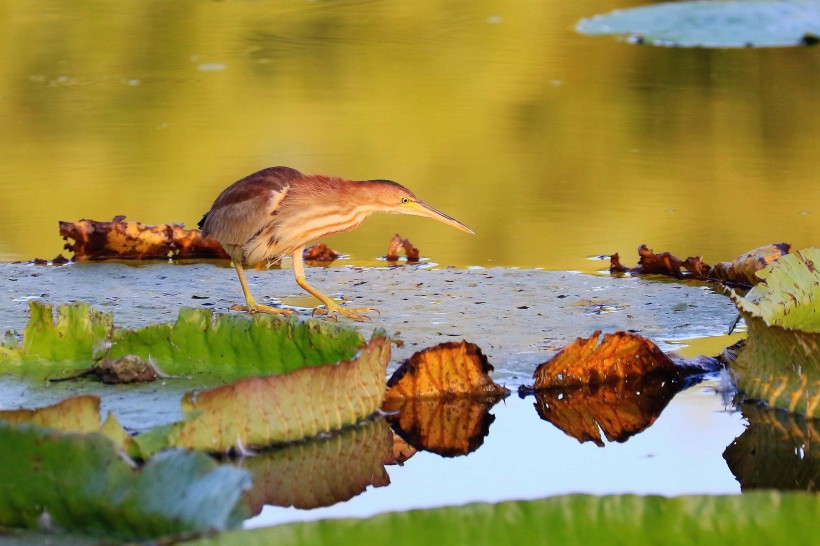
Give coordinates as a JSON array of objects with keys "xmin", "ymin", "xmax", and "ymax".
[{"xmin": 199, "ymin": 166, "xmax": 473, "ymax": 319}]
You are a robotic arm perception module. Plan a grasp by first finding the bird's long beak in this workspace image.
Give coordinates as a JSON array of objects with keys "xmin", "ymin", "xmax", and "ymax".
[{"xmin": 407, "ymin": 200, "xmax": 475, "ymax": 235}]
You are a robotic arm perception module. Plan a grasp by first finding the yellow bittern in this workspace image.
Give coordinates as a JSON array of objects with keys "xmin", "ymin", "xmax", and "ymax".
[{"xmin": 199, "ymin": 166, "xmax": 474, "ymax": 319}]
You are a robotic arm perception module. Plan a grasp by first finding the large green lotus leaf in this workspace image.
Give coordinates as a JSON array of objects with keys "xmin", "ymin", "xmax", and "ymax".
[
  {"xmin": 0, "ymin": 422, "xmax": 250, "ymax": 540},
  {"xmin": 729, "ymin": 248, "xmax": 820, "ymax": 416},
  {"xmin": 189, "ymin": 492, "xmax": 819, "ymax": 546},
  {"xmin": 576, "ymin": 0, "xmax": 820, "ymax": 48},
  {"xmin": 135, "ymin": 336, "xmax": 391, "ymax": 455},
  {"xmin": 3, "ymin": 302, "xmax": 364, "ymax": 381},
  {"xmin": 109, "ymin": 307, "xmax": 365, "ymax": 379}
]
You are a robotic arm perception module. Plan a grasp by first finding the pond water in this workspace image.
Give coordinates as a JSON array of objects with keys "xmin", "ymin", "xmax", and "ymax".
[
  {"xmin": 0, "ymin": 1, "xmax": 817, "ymax": 270},
  {"xmin": 0, "ymin": 0, "xmax": 817, "ymax": 537}
]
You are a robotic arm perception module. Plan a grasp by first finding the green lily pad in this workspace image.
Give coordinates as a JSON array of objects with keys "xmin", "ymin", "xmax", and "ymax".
[
  {"xmin": 188, "ymin": 492, "xmax": 820, "ymax": 545},
  {"xmin": 728, "ymin": 248, "xmax": 820, "ymax": 416},
  {"xmin": 576, "ymin": 0, "xmax": 820, "ymax": 48},
  {"xmin": 2, "ymin": 302, "xmax": 365, "ymax": 381},
  {"xmin": 0, "ymin": 422, "xmax": 250, "ymax": 540}
]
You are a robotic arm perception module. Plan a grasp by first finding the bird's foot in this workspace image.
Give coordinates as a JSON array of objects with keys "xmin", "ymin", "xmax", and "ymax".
[
  {"xmin": 313, "ymin": 302, "xmax": 378, "ymax": 322},
  {"xmin": 230, "ymin": 303, "xmax": 294, "ymax": 316}
]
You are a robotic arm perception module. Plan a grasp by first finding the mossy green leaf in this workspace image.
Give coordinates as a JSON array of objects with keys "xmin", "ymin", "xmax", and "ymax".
[
  {"xmin": 577, "ymin": 0, "xmax": 820, "ymax": 48},
  {"xmin": 728, "ymin": 248, "xmax": 820, "ymax": 417},
  {"xmin": 0, "ymin": 423, "xmax": 250, "ymax": 540},
  {"xmin": 188, "ymin": 492, "xmax": 820, "ymax": 546},
  {"xmin": 135, "ymin": 336, "xmax": 391, "ymax": 455},
  {"xmin": 2, "ymin": 302, "xmax": 365, "ymax": 381}
]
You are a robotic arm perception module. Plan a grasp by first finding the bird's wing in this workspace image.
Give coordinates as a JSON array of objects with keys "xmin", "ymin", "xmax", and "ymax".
[{"xmin": 199, "ymin": 167, "xmax": 300, "ymax": 245}]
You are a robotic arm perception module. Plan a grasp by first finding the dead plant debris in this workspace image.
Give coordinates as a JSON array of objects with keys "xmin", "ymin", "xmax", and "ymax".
[{"xmin": 611, "ymin": 243, "xmax": 791, "ymax": 286}]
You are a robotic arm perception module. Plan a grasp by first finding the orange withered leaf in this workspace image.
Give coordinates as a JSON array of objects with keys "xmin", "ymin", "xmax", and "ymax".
[
  {"xmin": 60, "ymin": 216, "xmax": 229, "ymax": 261},
  {"xmin": 303, "ymin": 242, "xmax": 341, "ymax": 263},
  {"xmin": 386, "ymin": 234, "xmax": 420, "ymax": 262},
  {"xmin": 529, "ymin": 330, "xmax": 683, "ymax": 389},
  {"xmin": 385, "ymin": 341, "xmax": 508, "ymax": 399}
]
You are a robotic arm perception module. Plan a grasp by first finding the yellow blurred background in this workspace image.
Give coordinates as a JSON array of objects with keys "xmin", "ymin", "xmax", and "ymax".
[{"xmin": 0, "ymin": 0, "xmax": 817, "ymax": 270}]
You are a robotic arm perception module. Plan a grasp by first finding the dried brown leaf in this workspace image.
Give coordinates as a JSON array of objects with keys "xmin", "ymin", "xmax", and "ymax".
[
  {"xmin": 529, "ymin": 330, "xmax": 684, "ymax": 389},
  {"xmin": 385, "ymin": 341, "xmax": 508, "ymax": 399},
  {"xmin": 386, "ymin": 234, "xmax": 420, "ymax": 262},
  {"xmin": 303, "ymin": 243, "xmax": 341, "ymax": 263},
  {"xmin": 710, "ymin": 243, "xmax": 791, "ymax": 286},
  {"xmin": 60, "ymin": 216, "xmax": 229, "ymax": 261}
]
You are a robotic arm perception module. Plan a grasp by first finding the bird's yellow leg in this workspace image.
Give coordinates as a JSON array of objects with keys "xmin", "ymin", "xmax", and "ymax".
[
  {"xmin": 291, "ymin": 248, "xmax": 376, "ymax": 321},
  {"xmin": 231, "ymin": 262, "xmax": 292, "ymax": 315}
]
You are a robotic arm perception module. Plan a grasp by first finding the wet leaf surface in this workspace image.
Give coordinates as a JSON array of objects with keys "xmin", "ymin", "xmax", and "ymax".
[
  {"xmin": 577, "ymin": 0, "xmax": 820, "ymax": 48},
  {"xmin": 383, "ymin": 396, "xmax": 501, "ymax": 457},
  {"xmin": 60, "ymin": 215, "xmax": 229, "ymax": 261},
  {"xmin": 241, "ymin": 418, "xmax": 392, "ymax": 514},
  {"xmin": 724, "ymin": 404, "xmax": 819, "ymax": 491},
  {"xmin": 134, "ymin": 336, "xmax": 391, "ymax": 455},
  {"xmin": 0, "ymin": 422, "xmax": 250, "ymax": 540},
  {"xmin": 385, "ymin": 341, "xmax": 508, "ymax": 399}
]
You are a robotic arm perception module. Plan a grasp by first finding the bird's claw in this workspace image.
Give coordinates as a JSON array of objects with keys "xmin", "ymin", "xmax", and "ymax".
[
  {"xmin": 313, "ymin": 304, "xmax": 378, "ymax": 322},
  {"xmin": 230, "ymin": 303, "xmax": 294, "ymax": 316}
]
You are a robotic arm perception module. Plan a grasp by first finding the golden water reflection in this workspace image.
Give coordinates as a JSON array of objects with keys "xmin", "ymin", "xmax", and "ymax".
[{"xmin": 0, "ymin": 1, "xmax": 817, "ymax": 269}]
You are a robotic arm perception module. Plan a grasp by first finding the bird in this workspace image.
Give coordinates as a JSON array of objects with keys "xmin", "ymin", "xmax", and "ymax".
[{"xmin": 198, "ymin": 166, "xmax": 474, "ymax": 320}]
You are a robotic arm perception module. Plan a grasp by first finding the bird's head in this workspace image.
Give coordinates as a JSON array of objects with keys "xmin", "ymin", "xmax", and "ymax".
[{"xmin": 366, "ymin": 179, "xmax": 475, "ymax": 235}]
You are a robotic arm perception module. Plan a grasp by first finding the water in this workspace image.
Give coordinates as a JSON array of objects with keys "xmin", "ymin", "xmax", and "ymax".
[
  {"xmin": 0, "ymin": 0, "xmax": 817, "ymax": 533},
  {"xmin": 0, "ymin": 1, "xmax": 817, "ymax": 269}
]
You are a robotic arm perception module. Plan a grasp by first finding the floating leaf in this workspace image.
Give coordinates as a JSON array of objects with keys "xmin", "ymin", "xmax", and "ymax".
[
  {"xmin": 303, "ymin": 242, "xmax": 341, "ymax": 263},
  {"xmin": 385, "ymin": 341, "xmax": 508, "ymax": 399},
  {"xmin": 243, "ymin": 418, "xmax": 392, "ymax": 514},
  {"xmin": 525, "ymin": 330, "xmax": 706, "ymax": 389},
  {"xmin": 189, "ymin": 491, "xmax": 820, "ymax": 546},
  {"xmin": 728, "ymin": 248, "xmax": 820, "ymax": 417},
  {"xmin": 383, "ymin": 396, "xmax": 500, "ymax": 457},
  {"xmin": 528, "ymin": 376, "xmax": 685, "ymax": 447},
  {"xmin": 711, "ymin": 244, "xmax": 792, "ymax": 286},
  {"xmin": 577, "ymin": 1, "xmax": 820, "ymax": 48},
  {"xmin": 612, "ymin": 243, "xmax": 790, "ymax": 285},
  {"xmin": 386, "ymin": 233, "xmax": 420, "ymax": 262},
  {"xmin": 2, "ymin": 302, "xmax": 365, "ymax": 382},
  {"xmin": 724, "ymin": 404, "xmax": 819, "ymax": 491},
  {"xmin": 0, "ymin": 423, "xmax": 250, "ymax": 540},
  {"xmin": 134, "ymin": 335, "xmax": 391, "ymax": 454},
  {"xmin": 60, "ymin": 215, "xmax": 229, "ymax": 260}
]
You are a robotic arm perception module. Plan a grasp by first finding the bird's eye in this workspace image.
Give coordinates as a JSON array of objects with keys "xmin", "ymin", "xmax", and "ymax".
[{"xmin": 401, "ymin": 197, "xmax": 410, "ymax": 204}]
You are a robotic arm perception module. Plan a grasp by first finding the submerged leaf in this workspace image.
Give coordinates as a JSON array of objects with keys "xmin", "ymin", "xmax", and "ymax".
[
  {"xmin": 243, "ymin": 418, "xmax": 392, "ymax": 514},
  {"xmin": 728, "ymin": 248, "xmax": 820, "ymax": 417},
  {"xmin": 135, "ymin": 336, "xmax": 391, "ymax": 454},
  {"xmin": 577, "ymin": 0, "xmax": 820, "ymax": 48},
  {"xmin": 0, "ymin": 423, "xmax": 250, "ymax": 540},
  {"xmin": 385, "ymin": 341, "xmax": 508, "ymax": 399}
]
